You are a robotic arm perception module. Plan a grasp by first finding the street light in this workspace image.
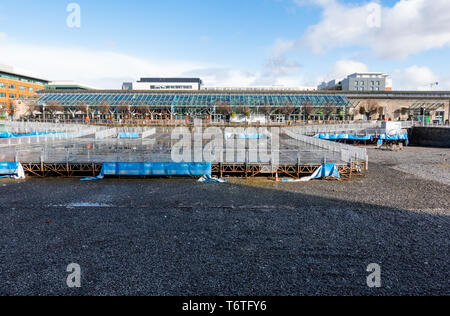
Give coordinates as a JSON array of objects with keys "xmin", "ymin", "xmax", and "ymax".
[{"xmin": 430, "ymin": 82, "xmax": 439, "ymax": 91}]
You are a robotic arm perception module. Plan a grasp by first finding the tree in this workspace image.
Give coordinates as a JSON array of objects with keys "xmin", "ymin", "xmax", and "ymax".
[
  {"xmin": 117, "ymin": 101, "xmax": 130, "ymax": 118},
  {"xmin": 262, "ymin": 103, "xmax": 272, "ymax": 116},
  {"xmin": 377, "ymin": 106, "xmax": 385, "ymax": 116},
  {"xmin": 323, "ymin": 102, "xmax": 337, "ymax": 120},
  {"xmin": 216, "ymin": 101, "xmax": 232, "ymax": 116},
  {"xmin": 365, "ymin": 100, "xmax": 379, "ymax": 119},
  {"xmin": 46, "ymin": 100, "xmax": 64, "ymax": 116},
  {"xmin": 280, "ymin": 100, "xmax": 294, "ymax": 116},
  {"xmin": 359, "ymin": 106, "xmax": 366, "ymax": 116},
  {"xmin": 98, "ymin": 100, "xmax": 111, "ymax": 117},
  {"xmin": 27, "ymin": 102, "xmax": 39, "ymax": 116},
  {"xmin": 303, "ymin": 101, "xmax": 314, "ymax": 120},
  {"xmin": 76, "ymin": 101, "xmax": 88, "ymax": 116},
  {"xmin": 136, "ymin": 101, "xmax": 150, "ymax": 118}
]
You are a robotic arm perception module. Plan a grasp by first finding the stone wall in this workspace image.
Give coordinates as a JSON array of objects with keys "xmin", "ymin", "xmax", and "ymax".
[
  {"xmin": 349, "ymin": 98, "xmax": 450, "ymax": 122},
  {"xmin": 409, "ymin": 127, "xmax": 450, "ymax": 148}
]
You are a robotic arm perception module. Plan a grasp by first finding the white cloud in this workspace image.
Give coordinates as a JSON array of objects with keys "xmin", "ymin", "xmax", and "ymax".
[
  {"xmin": 392, "ymin": 65, "xmax": 449, "ymax": 90},
  {"xmin": 297, "ymin": 0, "xmax": 450, "ymax": 59},
  {"xmin": 328, "ymin": 60, "xmax": 369, "ymax": 82},
  {"xmin": 182, "ymin": 67, "xmax": 258, "ymax": 87},
  {"xmin": 1, "ymin": 40, "xmax": 274, "ymax": 88},
  {"xmin": 0, "ymin": 41, "xmax": 206, "ymax": 89}
]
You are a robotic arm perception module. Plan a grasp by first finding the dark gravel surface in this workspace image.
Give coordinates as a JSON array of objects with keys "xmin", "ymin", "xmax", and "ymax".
[{"xmin": 0, "ymin": 161, "xmax": 449, "ymax": 296}]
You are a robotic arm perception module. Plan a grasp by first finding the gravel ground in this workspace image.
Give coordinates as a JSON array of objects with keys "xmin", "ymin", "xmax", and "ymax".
[
  {"xmin": 0, "ymin": 151, "xmax": 449, "ymax": 296},
  {"xmin": 368, "ymin": 146, "xmax": 450, "ymax": 186}
]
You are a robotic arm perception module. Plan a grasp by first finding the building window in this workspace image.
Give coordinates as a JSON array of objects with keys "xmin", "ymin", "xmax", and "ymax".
[
  {"xmin": 9, "ymin": 94, "xmax": 17, "ymax": 98},
  {"xmin": 0, "ymin": 93, "xmax": 6, "ymax": 98},
  {"xmin": 8, "ymin": 84, "xmax": 16, "ymax": 89},
  {"xmin": 0, "ymin": 83, "xmax": 5, "ymax": 88},
  {"xmin": 19, "ymin": 95, "xmax": 26, "ymax": 99},
  {"xmin": 19, "ymin": 86, "xmax": 26, "ymax": 91}
]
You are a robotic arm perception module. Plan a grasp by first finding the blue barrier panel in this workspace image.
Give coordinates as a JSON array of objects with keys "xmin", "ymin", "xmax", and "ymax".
[
  {"xmin": 0, "ymin": 132, "xmax": 60, "ymax": 138},
  {"xmin": 82, "ymin": 162, "xmax": 212, "ymax": 180},
  {"xmin": 314, "ymin": 134, "xmax": 373, "ymax": 141},
  {"xmin": 117, "ymin": 133, "xmax": 140, "ymax": 139}
]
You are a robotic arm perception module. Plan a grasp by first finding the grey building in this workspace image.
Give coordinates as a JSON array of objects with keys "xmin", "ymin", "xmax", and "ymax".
[
  {"xmin": 318, "ymin": 73, "xmax": 392, "ymax": 91},
  {"xmin": 341, "ymin": 73, "xmax": 391, "ymax": 91}
]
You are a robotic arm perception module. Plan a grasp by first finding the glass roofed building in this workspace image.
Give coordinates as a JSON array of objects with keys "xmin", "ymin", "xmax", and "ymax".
[
  {"xmin": 35, "ymin": 91, "xmax": 351, "ymax": 107},
  {"xmin": 32, "ymin": 90, "xmax": 352, "ymax": 121}
]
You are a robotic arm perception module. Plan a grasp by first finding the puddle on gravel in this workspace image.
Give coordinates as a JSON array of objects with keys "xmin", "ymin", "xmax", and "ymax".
[{"xmin": 52, "ymin": 202, "xmax": 114, "ymax": 208}]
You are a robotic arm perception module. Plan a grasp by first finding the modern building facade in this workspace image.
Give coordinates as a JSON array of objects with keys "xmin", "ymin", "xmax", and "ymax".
[
  {"xmin": 318, "ymin": 73, "xmax": 392, "ymax": 92},
  {"xmin": 46, "ymin": 80, "xmax": 98, "ymax": 90},
  {"xmin": 341, "ymin": 73, "xmax": 391, "ymax": 91},
  {"xmin": 0, "ymin": 64, "xmax": 49, "ymax": 116},
  {"xmin": 122, "ymin": 78, "xmax": 203, "ymax": 91}
]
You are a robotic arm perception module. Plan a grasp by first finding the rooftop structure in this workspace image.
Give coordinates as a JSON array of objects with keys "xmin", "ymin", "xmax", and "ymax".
[
  {"xmin": 0, "ymin": 64, "xmax": 49, "ymax": 116},
  {"xmin": 318, "ymin": 73, "xmax": 392, "ymax": 92},
  {"xmin": 46, "ymin": 80, "xmax": 98, "ymax": 91},
  {"xmin": 123, "ymin": 78, "xmax": 203, "ymax": 91}
]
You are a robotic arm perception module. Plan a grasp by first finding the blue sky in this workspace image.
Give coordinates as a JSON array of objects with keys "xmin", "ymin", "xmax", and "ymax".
[{"xmin": 1, "ymin": 0, "xmax": 450, "ymax": 89}]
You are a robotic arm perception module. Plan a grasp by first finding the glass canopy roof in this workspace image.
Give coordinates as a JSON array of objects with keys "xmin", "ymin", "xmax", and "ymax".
[{"xmin": 35, "ymin": 92, "xmax": 352, "ymax": 108}]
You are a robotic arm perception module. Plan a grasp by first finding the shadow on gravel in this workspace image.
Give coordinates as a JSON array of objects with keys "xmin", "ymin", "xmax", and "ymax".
[{"xmin": 0, "ymin": 178, "xmax": 448, "ymax": 296}]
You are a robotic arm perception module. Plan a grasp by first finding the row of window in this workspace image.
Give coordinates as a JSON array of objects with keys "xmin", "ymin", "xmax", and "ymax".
[
  {"xmin": 354, "ymin": 87, "xmax": 381, "ymax": 91},
  {"xmin": 0, "ymin": 73, "xmax": 46, "ymax": 86},
  {"xmin": 149, "ymin": 85, "xmax": 194, "ymax": 90},
  {"xmin": 0, "ymin": 92, "xmax": 26, "ymax": 99},
  {"xmin": 0, "ymin": 82, "xmax": 34, "ymax": 92},
  {"xmin": 354, "ymin": 81, "xmax": 381, "ymax": 86}
]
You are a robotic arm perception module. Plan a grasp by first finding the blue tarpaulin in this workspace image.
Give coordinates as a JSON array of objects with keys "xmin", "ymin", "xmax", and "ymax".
[
  {"xmin": 281, "ymin": 163, "xmax": 340, "ymax": 182},
  {"xmin": 314, "ymin": 133, "xmax": 373, "ymax": 141},
  {"xmin": 0, "ymin": 132, "xmax": 59, "ymax": 138},
  {"xmin": 379, "ymin": 134, "xmax": 408, "ymax": 141},
  {"xmin": 378, "ymin": 134, "xmax": 409, "ymax": 146},
  {"xmin": 0, "ymin": 162, "xmax": 25, "ymax": 179},
  {"xmin": 81, "ymin": 162, "xmax": 212, "ymax": 180},
  {"xmin": 225, "ymin": 133, "xmax": 267, "ymax": 140},
  {"xmin": 117, "ymin": 133, "xmax": 140, "ymax": 139}
]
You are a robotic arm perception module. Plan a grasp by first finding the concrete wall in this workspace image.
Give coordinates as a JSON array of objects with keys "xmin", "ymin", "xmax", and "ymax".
[{"xmin": 409, "ymin": 127, "xmax": 450, "ymax": 148}]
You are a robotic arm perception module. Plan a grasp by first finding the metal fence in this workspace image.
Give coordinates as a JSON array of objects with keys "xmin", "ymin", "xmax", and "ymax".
[{"xmin": 283, "ymin": 128, "xmax": 369, "ymax": 166}]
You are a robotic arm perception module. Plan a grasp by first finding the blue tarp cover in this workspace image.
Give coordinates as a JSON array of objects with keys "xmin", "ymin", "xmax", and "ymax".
[
  {"xmin": 0, "ymin": 162, "xmax": 20, "ymax": 175},
  {"xmin": 281, "ymin": 163, "xmax": 341, "ymax": 182},
  {"xmin": 0, "ymin": 162, "xmax": 25, "ymax": 179},
  {"xmin": 225, "ymin": 133, "xmax": 266, "ymax": 140},
  {"xmin": 117, "ymin": 133, "xmax": 140, "ymax": 139},
  {"xmin": 379, "ymin": 134, "xmax": 408, "ymax": 141},
  {"xmin": 0, "ymin": 132, "xmax": 59, "ymax": 138},
  {"xmin": 81, "ymin": 162, "xmax": 212, "ymax": 180},
  {"xmin": 314, "ymin": 133, "xmax": 373, "ymax": 141}
]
